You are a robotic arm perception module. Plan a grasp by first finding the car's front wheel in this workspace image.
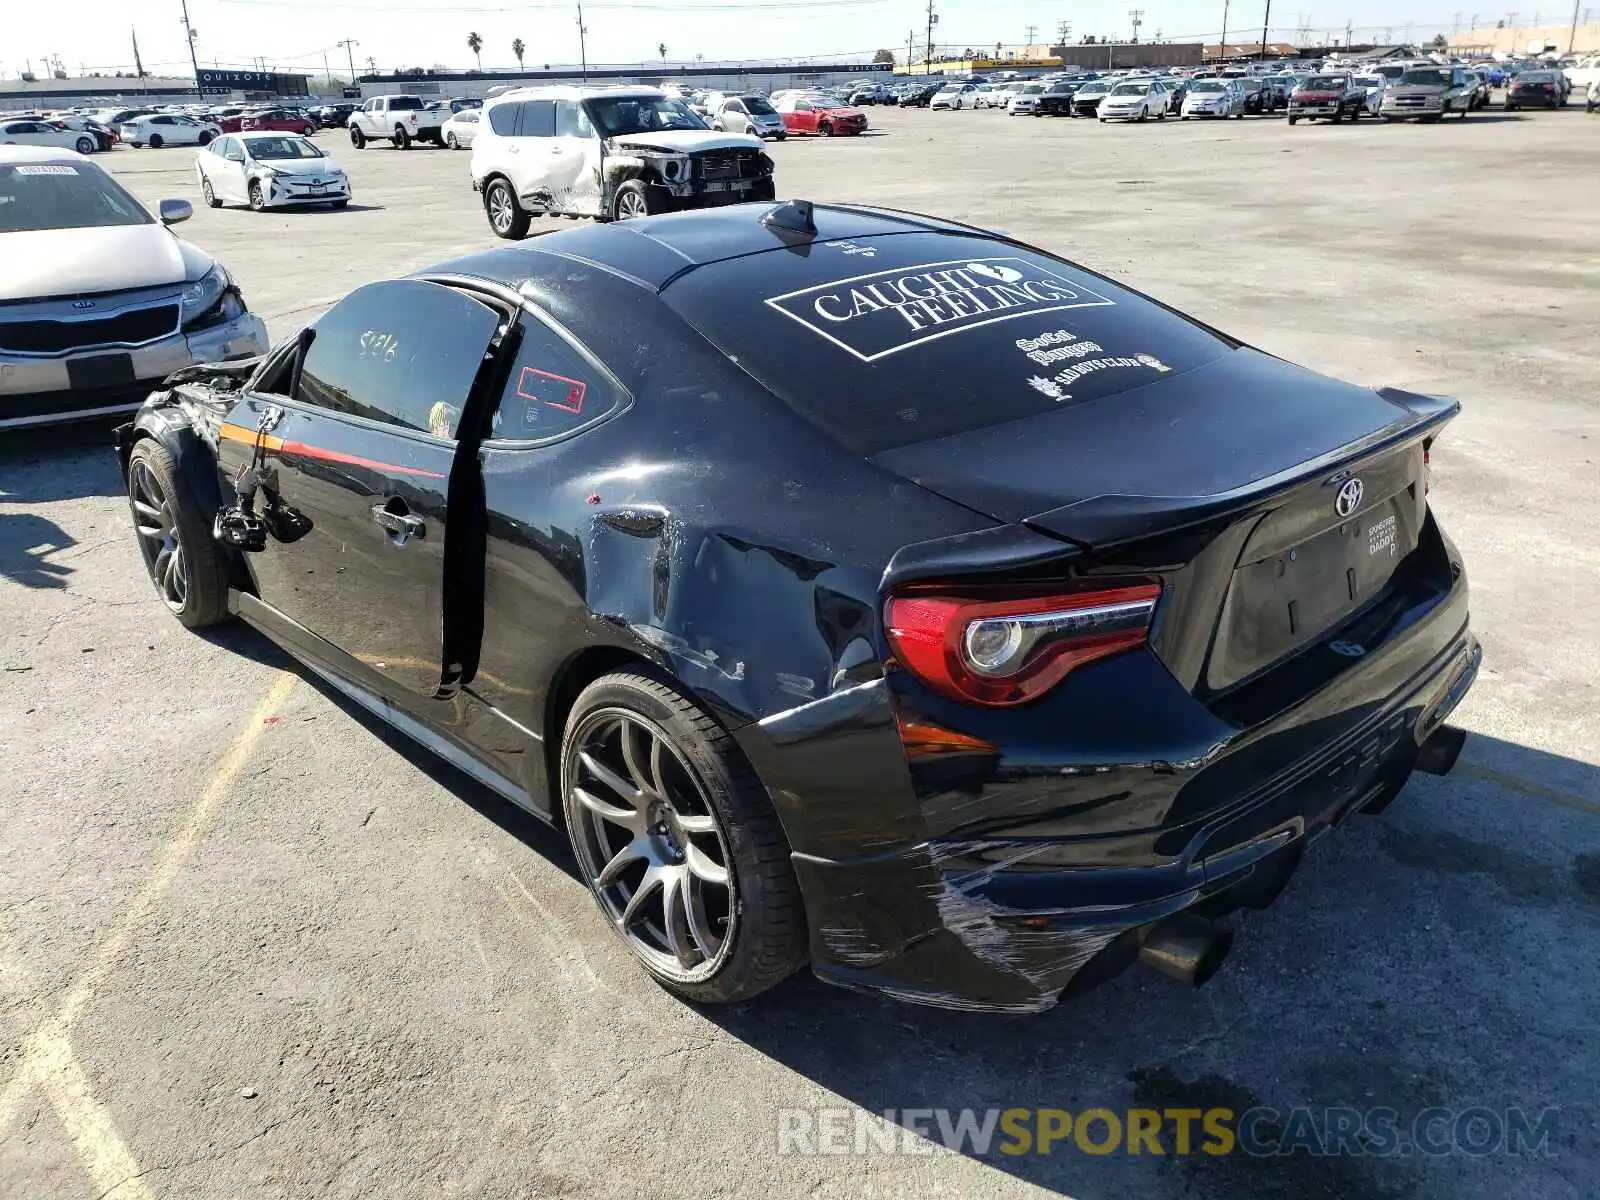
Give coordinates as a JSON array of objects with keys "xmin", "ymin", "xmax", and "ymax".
[
  {"xmin": 609, "ymin": 179, "xmax": 652, "ymax": 220},
  {"xmin": 126, "ymin": 440, "xmax": 231, "ymax": 629},
  {"xmin": 484, "ymin": 179, "xmax": 530, "ymax": 239},
  {"xmin": 248, "ymin": 180, "xmax": 266, "ymax": 210},
  {"xmin": 560, "ymin": 671, "xmax": 806, "ymax": 1004}
]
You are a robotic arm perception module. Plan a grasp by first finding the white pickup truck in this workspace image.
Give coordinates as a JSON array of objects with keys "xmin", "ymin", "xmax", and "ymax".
[{"xmin": 347, "ymin": 95, "xmax": 444, "ymax": 149}]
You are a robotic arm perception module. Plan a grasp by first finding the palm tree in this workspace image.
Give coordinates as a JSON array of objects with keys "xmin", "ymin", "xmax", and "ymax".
[
  {"xmin": 512, "ymin": 37, "xmax": 525, "ymax": 69},
  {"xmin": 658, "ymin": 42, "xmax": 667, "ymax": 64},
  {"xmin": 467, "ymin": 31, "xmax": 483, "ymax": 70}
]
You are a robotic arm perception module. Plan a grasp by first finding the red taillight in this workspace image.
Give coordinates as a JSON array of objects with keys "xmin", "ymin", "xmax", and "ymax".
[
  {"xmin": 1423, "ymin": 440, "xmax": 1432, "ymax": 494},
  {"xmin": 884, "ymin": 582, "xmax": 1161, "ymax": 707}
]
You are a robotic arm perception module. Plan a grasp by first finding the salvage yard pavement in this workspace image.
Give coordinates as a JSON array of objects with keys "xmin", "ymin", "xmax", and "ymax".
[{"xmin": 2, "ymin": 106, "xmax": 1598, "ymax": 1199}]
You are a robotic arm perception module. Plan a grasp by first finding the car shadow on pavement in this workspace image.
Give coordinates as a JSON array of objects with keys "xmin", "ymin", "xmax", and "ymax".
[
  {"xmin": 696, "ymin": 732, "xmax": 1598, "ymax": 1200},
  {"xmin": 0, "ymin": 422, "xmax": 126, "ymax": 502}
]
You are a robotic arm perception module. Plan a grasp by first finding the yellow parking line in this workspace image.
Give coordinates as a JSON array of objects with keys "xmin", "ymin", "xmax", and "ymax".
[
  {"xmin": 1457, "ymin": 761, "xmax": 1600, "ymax": 817},
  {"xmin": 0, "ymin": 670, "xmax": 298, "ymax": 1193}
]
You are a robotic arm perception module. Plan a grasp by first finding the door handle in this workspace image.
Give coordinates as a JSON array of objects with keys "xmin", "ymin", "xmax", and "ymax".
[{"xmin": 372, "ymin": 503, "xmax": 425, "ymax": 544}]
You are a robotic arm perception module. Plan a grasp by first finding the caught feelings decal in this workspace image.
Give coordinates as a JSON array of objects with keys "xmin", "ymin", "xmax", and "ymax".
[{"xmin": 765, "ymin": 257, "xmax": 1118, "ymax": 362}]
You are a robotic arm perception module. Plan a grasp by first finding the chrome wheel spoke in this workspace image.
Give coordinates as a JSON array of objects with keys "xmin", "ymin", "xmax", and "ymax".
[
  {"xmin": 132, "ymin": 498, "xmax": 164, "ymax": 524},
  {"xmin": 618, "ymin": 865, "xmax": 664, "ymax": 931},
  {"xmin": 573, "ymin": 783, "xmax": 642, "ymax": 831},
  {"xmin": 596, "ymin": 832, "xmax": 649, "ymax": 887},
  {"xmin": 660, "ymin": 868, "xmax": 697, "ymax": 967},
  {"xmin": 684, "ymin": 841, "xmax": 727, "ymax": 885},
  {"xmin": 620, "ymin": 720, "xmax": 658, "ymax": 798},
  {"xmin": 580, "ymin": 749, "xmax": 645, "ymax": 805},
  {"xmin": 676, "ymin": 813, "xmax": 716, "ymax": 835},
  {"xmin": 683, "ymin": 876, "xmax": 720, "ymax": 958}
]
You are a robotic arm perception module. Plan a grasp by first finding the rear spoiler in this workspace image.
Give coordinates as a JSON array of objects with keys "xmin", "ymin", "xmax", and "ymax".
[{"xmin": 1024, "ymin": 388, "xmax": 1459, "ymax": 550}]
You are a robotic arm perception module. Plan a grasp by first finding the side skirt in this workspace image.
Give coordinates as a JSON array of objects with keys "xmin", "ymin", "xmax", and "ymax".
[{"xmin": 233, "ymin": 592, "xmax": 550, "ymax": 822}]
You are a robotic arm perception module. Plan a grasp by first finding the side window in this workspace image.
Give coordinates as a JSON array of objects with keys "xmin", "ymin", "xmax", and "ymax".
[
  {"xmin": 721, "ymin": 100, "xmax": 743, "ymax": 114},
  {"xmin": 554, "ymin": 100, "xmax": 591, "ymax": 137},
  {"xmin": 796, "ymin": 100, "xmax": 812, "ymax": 112},
  {"xmin": 294, "ymin": 280, "xmax": 502, "ymax": 440},
  {"xmin": 491, "ymin": 315, "xmax": 627, "ymax": 443},
  {"xmin": 518, "ymin": 100, "xmax": 555, "ymax": 137},
  {"xmin": 488, "ymin": 102, "xmax": 518, "ymax": 135}
]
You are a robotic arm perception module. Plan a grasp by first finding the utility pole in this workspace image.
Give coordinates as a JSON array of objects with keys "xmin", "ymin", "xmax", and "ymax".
[
  {"xmin": 1128, "ymin": 8, "xmax": 1144, "ymax": 42},
  {"xmin": 1259, "ymin": 0, "xmax": 1272, "ymax": 57},
  {"xmin": 907, "ymin": 28, "xmax": 915, "ymax": 71},
  {"xmin": 1025, "ymin": 23, "xmax": 1037, "ymax": 49},
  {"xmin": 1220, "ymin": 0, "xmax": 1231, "ymax": 61},
  {"xmin": 179, "ymin": 0, "xmax": 202, "ymax": 93},
  {"xmin": 338, "ymin": 38, "xmax": 358, "ymax": 84},
  {"xmin": 926, "ymin": 0, "xmax": 937, "ymax": 76},
  {"xmin": 1346, "ymin": 18, "xmax": 1354, "ymax": 43},
  {"xmin": 1056, "ymin": 19, "xmax": 1072, "ymax": 48},
  {"xmin": 322, "ymin": 50, "xmax": 332, "ymax": 90},
  {"xmin": 577, "ymin": 0, "xmax": 589, "ymax": 81},
  {"xmin": 1568, "ymin": 0, "xmax": 1581, "ymax": 50}
]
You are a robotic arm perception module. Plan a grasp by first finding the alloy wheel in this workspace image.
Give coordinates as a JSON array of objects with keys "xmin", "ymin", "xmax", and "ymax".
[
  {"xmin": 565, "ymin": 708, "xmax": 735, "ymax": 982},
  {"xmin": 129, "ymin": 461, "xmax": 188, "ymax": 612},
  {"xmin": 616, "ymin": 189, "xmax": 648, "ymax": 220},
  {"xmin": 488, "ymin": 185, "xmax": 514, "ymax": 232}
]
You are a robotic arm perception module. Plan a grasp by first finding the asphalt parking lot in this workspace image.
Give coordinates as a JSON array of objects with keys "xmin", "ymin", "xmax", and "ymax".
[{"xmin": 3, "ymin": 104, "xmax": 1598, "ymax": 1199}]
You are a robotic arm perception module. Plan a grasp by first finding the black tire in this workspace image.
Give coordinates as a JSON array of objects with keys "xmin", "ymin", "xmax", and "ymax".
[
  {"xmin": 559, "ymin": 670, "xmax": 806, "ymax": 1004},
  {"xmin": 125, "ymin": 440, "xmax": 231, "ymax": 630},
  {"xmin": 1287, "ymin": 115, "xmax": 1299, "ymax": 125},
  {"xmin": 609, "ymin": 178, "xmax": 652, "ymax": 221},
  {"xmin": 201, "ymin": 175, "xmax": 221, "ymax": 208},
  {"xmin": 198, "ymin": 130, "xmax": 214, "ymax": 145},
  {"xmin": 302, "ymin": 125, "xmax": 316, "ymax": 137},
  {"xmin": 392, "ymin": 125, "xmax": 410, "ymax": 149},
  {"xmin": 445, "ymin": 131, "xmax": 458, "ymax": 149},
  {"xmin": 330, "ymin": 198, "xmax": 349, "ymax": 208},
  {"xmin": 248, "ymin": 180, "xmax": 265, "ymax": 211},
  {"xmin": 484, "ymin": 178, "xmax": 530, "ymax": 239},
  {"xmin": 148, "ymin": 133, "xmax": 163, "ymax": 149},
  {"xmin": 350, "ymin": 126, "xmax": 366, "ymax": 148},
  {"xmin": 75, "ymin": 135, "xmax": 96, "ymax": 154},
  {"xmin": 818, "ymin": 121, "xmax": 833, "ymax": 136}
]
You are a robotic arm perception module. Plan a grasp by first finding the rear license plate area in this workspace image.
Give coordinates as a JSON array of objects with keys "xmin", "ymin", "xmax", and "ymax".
[{"xmin": 67, "ymin": 353, "xmax": 136, "ymax": 391}]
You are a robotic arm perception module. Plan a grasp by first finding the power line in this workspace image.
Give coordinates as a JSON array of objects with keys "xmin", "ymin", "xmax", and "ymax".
[{"xmin": 218, "ymin": 0, "xmax": 891, "ymax": 9}]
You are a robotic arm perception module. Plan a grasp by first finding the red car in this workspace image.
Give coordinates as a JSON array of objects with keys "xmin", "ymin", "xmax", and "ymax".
[
  {"xmin": 774, "ymin": 94, "xmax": 868, "ymax": 136},
  {"xmin": 239, "ymin": 108, "xmax": 318, "ymax": 136}
]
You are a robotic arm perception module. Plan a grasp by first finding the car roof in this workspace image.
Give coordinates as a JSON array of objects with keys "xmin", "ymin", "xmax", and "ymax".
[
  {"xmin": 236, "ymin": 130, "xmax": 311, "ymax": 141},
  {"xmin": 0, "ymin": 144, "xmax": 90, "ymax": 165},
  {"xmin": 430, "ymin": 202, "xmax": 1008, "ymax": 295}
]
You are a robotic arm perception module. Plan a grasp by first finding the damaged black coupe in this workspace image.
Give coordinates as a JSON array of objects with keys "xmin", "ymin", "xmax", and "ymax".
[{"xmin": 116, "ymin": 201, "xmax": 1480, "ymax": 1012}]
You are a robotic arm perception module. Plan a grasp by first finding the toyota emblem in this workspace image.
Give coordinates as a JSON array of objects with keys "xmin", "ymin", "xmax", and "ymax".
[{"xmin": 1335, "ymin": 476, "xmax": 1364, "ymax": 517}]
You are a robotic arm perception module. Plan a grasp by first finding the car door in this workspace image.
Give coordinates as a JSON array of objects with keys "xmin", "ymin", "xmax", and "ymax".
[
  {"xmin": 216, "ymin": 278, "xmax": 507, "ymax": 700},
  {"xmin": 549, "ymin": 100, "xmax": 601, "ymax": 216},
  {"xmin": 718, "ymin": 98, "xmax": 747, "ymax": 133},
  {"xmin": 789, "ymin": 98, "xmax": 817, "ymax": 133},
  {"xmin": 215, "ymin": 137, "xmax": 250, "ymax": 201},
  {"xmin": 508, "ymin": 99, "xmax": 555, "ymax": 206}
]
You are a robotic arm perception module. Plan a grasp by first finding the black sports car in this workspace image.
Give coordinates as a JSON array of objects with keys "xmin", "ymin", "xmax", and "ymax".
[
  {"xmin": 115, "ymin": 200, "xmax": 1479, "ymax": 1013},
  {"xmin": 1033, "ymin": 82, "xmax": 1082, "ymax": 116}
]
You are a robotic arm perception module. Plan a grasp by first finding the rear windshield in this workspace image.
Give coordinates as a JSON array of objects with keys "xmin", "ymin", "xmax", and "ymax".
[
  {"xmin": 1517, "ymin": 71, "xmax": 1555, "ymax": 81},
  {"xmin": 0, "ymin": 161, "xmax": 150, "ymax": 233},
  {"xmin": 387, "ymin": 96, "xmax": 425, "ymax": 110},
  {"xmin": 664, "ymin": 233, "xmax": 1233, "ymax": 454},
  {"xmin": 1304, "ymin": 76, "xmax": 1347, "ymax": 88}
]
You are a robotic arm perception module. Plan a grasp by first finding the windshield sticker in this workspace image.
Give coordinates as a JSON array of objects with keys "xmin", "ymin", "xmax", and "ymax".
[
  {"xmin": 764, "ymin": 257, "xmax": 1117, "ymax": 362},
  {"xmin": 14, "ymin": 164, "xmax": 79, "ymax": 176}
]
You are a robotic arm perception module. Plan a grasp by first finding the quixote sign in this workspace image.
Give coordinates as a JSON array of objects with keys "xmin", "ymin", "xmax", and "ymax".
[{"xmin": 765, "ymin": 257, "xmax": 1117, "ymax": 362}]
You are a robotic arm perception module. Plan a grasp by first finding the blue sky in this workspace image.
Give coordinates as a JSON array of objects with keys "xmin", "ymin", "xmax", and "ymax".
[{"xmin": 11, "ymin": 0, "xmax": 1479, "ymax": 80}]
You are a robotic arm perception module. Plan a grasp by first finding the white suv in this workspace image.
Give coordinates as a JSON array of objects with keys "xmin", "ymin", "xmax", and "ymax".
[{"xmin": 470, "ymin": 86, "xmax": 774, "ymax": 237}]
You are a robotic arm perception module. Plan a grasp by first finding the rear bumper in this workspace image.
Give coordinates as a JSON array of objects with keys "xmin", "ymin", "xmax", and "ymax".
[{"xmin": 790, "ymin": 624, "xmax": 1479, "ymax": 1012}]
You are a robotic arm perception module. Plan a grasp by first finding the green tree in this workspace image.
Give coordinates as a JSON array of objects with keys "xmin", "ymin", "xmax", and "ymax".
[
  {"xmin": 872, "ymin": 48, "xmax": 895, "ymax": 64},
  {"xmin": 658, "ymin": 42, "xmax": 668, "ymax": 63},
  {"xmin": 467, "ymin": 31, "xmax": 484, "ymax": 70},
  {"xmin": 1430, "ymin": 33, "xmax": 1448, "ymax": 48}
]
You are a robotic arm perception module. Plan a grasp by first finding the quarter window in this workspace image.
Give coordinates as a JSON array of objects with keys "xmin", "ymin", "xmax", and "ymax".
[
  {"xmin": 294, "ymin": 280, "xmax": 502, "ymax": 440},
  {"xmin": 491, "ymin": 315, "xmax": 627, "ymax": 442},
  {"xmin": 488, "ymin": 102, "xmax": 518, "ymax": 135}
]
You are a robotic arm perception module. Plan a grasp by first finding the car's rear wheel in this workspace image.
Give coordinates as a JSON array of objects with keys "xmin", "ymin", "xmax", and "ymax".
[
  {"xmin": 446, "ymin": 131, "xmax": 458, "ymax": 149},
  {"xmin": 350, "ymin": 126, "xmax": 366, "ymax": 148},
  {"xmin": 560, "ymin": 672, "xmax": 806, "ymax": 1004},
  {"xmin": 201, "ymin": 176, "xmax": 220, "ymax": 208},
  {"xmin": 126, "ymin": 440, "xmax": 231, "ymax": 629},
  {"xmin": 392, "ymin": 126, "xmax": 410, "ymax": 149},
  {"xmin": 484, "ymin": 179, "xmax": 529, "ymax": 239},
  {"xmin": 198, "ymin": 130, "xmax": 214, "ymax": 145},
  {"xmin": 74, "ymin": 135, "xmax": 95, "ymax": 154},
  {"xmin": 610, "ymin": 179, "xmax": 651, "ymax": 221},
  {"xmin": 148, "ymin": 134, "xmax": 164, "ymax": 148}
]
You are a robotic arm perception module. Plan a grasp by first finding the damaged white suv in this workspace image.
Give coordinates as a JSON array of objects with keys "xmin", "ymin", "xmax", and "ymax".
[{"xmin": 471, "ymin": 85, "xmax": 775, "ymax": 237}]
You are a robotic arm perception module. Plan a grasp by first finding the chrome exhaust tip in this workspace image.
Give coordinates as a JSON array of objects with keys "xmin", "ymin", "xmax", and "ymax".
[
  {"xmin": 1415, "ymin": 723, "xmax": 1467, "ymax": 776},
  {"xmin": 1137, "ymin": 913, "xmax": 1234, "ymax": 988}
]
